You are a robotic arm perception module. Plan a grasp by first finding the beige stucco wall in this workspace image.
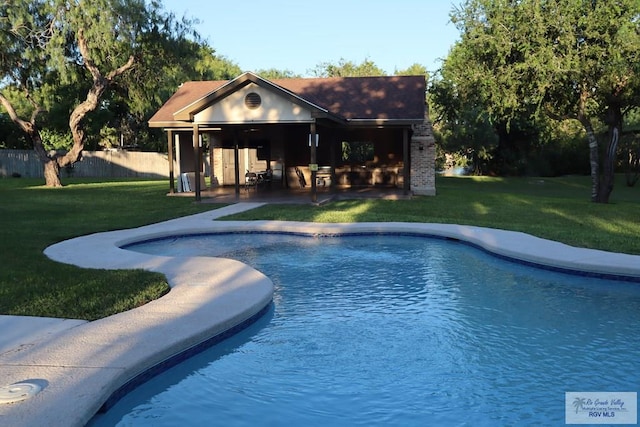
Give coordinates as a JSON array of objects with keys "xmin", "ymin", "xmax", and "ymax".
[{"xmin": 194, "ymin": 83, "xmax": 314, "ymax": 124}]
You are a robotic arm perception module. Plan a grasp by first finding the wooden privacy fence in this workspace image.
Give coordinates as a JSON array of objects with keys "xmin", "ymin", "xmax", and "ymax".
[{"xmin": 0, "ymin": 149, "xmax": 176, "ymax": 179}]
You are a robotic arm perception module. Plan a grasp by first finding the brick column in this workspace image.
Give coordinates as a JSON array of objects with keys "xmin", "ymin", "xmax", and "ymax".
[{"xmin": 410, "ymin": 104, "xmax": 436, "ymax": 196}]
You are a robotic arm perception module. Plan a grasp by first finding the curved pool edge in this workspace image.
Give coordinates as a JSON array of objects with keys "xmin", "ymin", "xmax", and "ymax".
[
  {"xmin": 0, "ymin": 204, "xmax": 273, "ymax": 427},
  {"xmin": 0, "ymin": 255, "xmax": 273, "ymax": 427},
  {"xmin": 2, "ymin": 203, "xmax": 640, "ymax": 427},
  {"xmin": 131, "ymin": 219, "xmax": 640, "ymax": 281}
]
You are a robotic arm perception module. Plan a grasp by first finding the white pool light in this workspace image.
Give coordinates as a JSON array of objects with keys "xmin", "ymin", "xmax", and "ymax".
[{"xmin": 0, "ymin": 382, "xmax": 42, "ymax": 404}]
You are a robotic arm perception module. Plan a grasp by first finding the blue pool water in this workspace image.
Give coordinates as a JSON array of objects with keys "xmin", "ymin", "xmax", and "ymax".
[{"xmin": 91, "ymin": 233, "xmax": 640, "ymax": 426}]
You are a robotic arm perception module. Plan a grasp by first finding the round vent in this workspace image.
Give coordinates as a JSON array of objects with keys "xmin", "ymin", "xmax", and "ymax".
[{"xmin": 244, "ymin": 92, "xmax": 262, "ymax": 109}]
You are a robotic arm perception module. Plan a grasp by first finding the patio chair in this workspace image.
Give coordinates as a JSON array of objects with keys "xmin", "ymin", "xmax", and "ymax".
[
  {"xmin": 245, "ymin": 171, "xmax": 258, "ymax": 191},
  {"xmin": 260, "ymin": 169, "xmax": 273, "ymax": 187},
  {"xmin": 295, "ymin": 167, "xmax": 306, "ymax": 188}
]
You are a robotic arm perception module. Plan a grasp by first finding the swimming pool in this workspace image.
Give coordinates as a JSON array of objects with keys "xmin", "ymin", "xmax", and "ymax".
[{"xmin": 91, "ymin": 232, "xmax": 640, "ymax": 426}]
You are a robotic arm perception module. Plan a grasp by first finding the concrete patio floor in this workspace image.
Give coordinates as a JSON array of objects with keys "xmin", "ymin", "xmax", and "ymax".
[{"xmin": 170, "ymin": 184, "xmax": 413, "ymax": 204}]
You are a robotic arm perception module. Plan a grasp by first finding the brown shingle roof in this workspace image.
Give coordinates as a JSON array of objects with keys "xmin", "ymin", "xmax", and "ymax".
[
  {"xmin": 149, "ymin": 81, "xmax": 227, "ymax": 123},
  {"xmin": 149, "ymin": 73, "xmax": 425, "ymax": 125},
  {"xmin": 275, "ymin": 75, "xmax": 426, "ymax": 121}
]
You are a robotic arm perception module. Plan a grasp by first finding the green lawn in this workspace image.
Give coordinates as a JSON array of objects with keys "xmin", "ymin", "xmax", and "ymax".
[
  {"xmin": 223, "ymin": 175, "xmax": 640, "ymax": 255},
  {"xmin": 0, "ymin": 178, "xmax": 218, "ymax": 320},
  {"xmin": 1, "ymin": 175, "xmax": 638, "ymax": 320}
]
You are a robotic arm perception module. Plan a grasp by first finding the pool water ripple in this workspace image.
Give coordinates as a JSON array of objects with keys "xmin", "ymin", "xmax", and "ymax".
[{"xmin": 91, "ymin": 233, "xmax": 640, "ymax": 426}]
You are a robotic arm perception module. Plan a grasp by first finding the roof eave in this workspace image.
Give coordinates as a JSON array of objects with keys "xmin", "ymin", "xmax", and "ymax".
[
  {"xmin": 347, "ymin": 118, "xmax": 424, "ymax": 127},
  {"xmin": 173, "ymin": 72, "xmax": 335, "ymax": 122},
  {"xmin": 148, "ymin": 121, "xmax": 192, "ymax": 128},
  {"xmin": 311, "ymin": 110, "xmax": 348, "ymax": 125}
]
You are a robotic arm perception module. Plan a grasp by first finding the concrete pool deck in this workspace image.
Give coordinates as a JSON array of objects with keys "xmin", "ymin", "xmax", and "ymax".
[{"xmin": 2, "ymin": 203, "xmax": 640, "ymax": 426}]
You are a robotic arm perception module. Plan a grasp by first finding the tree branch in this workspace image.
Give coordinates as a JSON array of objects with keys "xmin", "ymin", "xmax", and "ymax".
[
  {"xmin": 107, "ymin": 55, "xmax": 136, "ymax": 81},
  {"xmin": 544, "ymin": 104, "xmax": 576, "ymax": 122},
  {"xmin": 0, "ymin": 92, "xmax": 32, "ymax": 133},
  {"xmin": 76, "ymin": 28, "xmax": 101, "ymax": 82},
  {"xmin": 0, "ymin": 93, "xmax": 22, "ymax": 124}
]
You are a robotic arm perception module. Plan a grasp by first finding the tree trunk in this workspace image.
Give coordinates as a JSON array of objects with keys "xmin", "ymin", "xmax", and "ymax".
[
  {"xmin": 625, "ymin": 144, "xmax": 639, "ymax": 187},
  {"xmin": 34, "ymin": 138, "xmax": 63, "ymax": 187},
  {"xmin": 596, "ymin": 105, "xmax": 622, "ymax": 203},
  {"xmin": 597, "ymin": 127, "xmax": 619, "ymax": 202},
  {"xmin": 30, "ymin": 120, "xmax": 63, "ymax": 187},
  {"xmin": 43, "ymin": 159, "xmax": 62, "ymax": 186},
  {"xmin": 55, "ymin": 29, "xmax": 136, "ymax": 171},
  {"xmin": 0, "ymin": 92, "xmax": 63, "ymax": 186},
  {"xmin": 580, "ymin": 117, "xmax": 601, "ymax": 202}
]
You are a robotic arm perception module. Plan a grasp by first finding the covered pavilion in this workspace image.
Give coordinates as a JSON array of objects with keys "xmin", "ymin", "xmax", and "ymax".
[{"xmin": 148, "ymin": 72, "xmax": 436, "ymax": 202}]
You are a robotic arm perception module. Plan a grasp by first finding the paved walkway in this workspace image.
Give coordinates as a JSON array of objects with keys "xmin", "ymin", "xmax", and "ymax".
[{"xmin": 2, "ymin": 203, "xmax": 640, "ymax": 427}]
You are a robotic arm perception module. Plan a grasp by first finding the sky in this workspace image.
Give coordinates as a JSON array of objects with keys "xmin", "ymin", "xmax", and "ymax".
[{"xmin": 160, "ymin": 0, "xmax": 461, "ymax": 77}]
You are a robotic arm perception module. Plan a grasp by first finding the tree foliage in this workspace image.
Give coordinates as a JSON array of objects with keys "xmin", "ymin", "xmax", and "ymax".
[
  {"xmin": 441, "ymin": 0, "xmax": 640, "ymax": 202},
  {"xmin": 311, "ymin": 58, "xmax": 387, "ymax": 78},
  {"xmin": 0, "ymin": 0, "xmax": 239, "ymax": 185},
  {"xmin": 395, "ymin": 63, "xmax": 429, "ymax": 78},
  {"xmin": 255, "ymin": 68, "xmax": 301, "ymax": 80},
  {"xmin": 270, "ymin": 59, "xmax": 427, "ymax": 80}
]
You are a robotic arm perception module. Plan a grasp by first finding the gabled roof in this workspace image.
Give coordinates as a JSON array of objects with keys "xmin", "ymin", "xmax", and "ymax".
[
  {"xmin": 149, "ymin": 72, "xmax": 426, "ymax": 128},
  {"xmin": 172, "ymin": 72, "xmax": 341, "ymax": 123}
]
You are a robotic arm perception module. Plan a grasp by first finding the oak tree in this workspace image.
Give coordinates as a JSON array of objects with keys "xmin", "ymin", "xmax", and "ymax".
[
  {"xmin": 0, "ymin": 0, "xmax": 201, "ymax": 186},
  {"xmin": 448, "ymin": 0, "xmax": 640, "ymax": 202}
]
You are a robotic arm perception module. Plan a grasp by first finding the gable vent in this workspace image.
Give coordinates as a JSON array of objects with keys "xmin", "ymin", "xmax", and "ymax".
[{"xmin": 244, "ymin": 92, "xmax": 262, "ymax": 109}]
